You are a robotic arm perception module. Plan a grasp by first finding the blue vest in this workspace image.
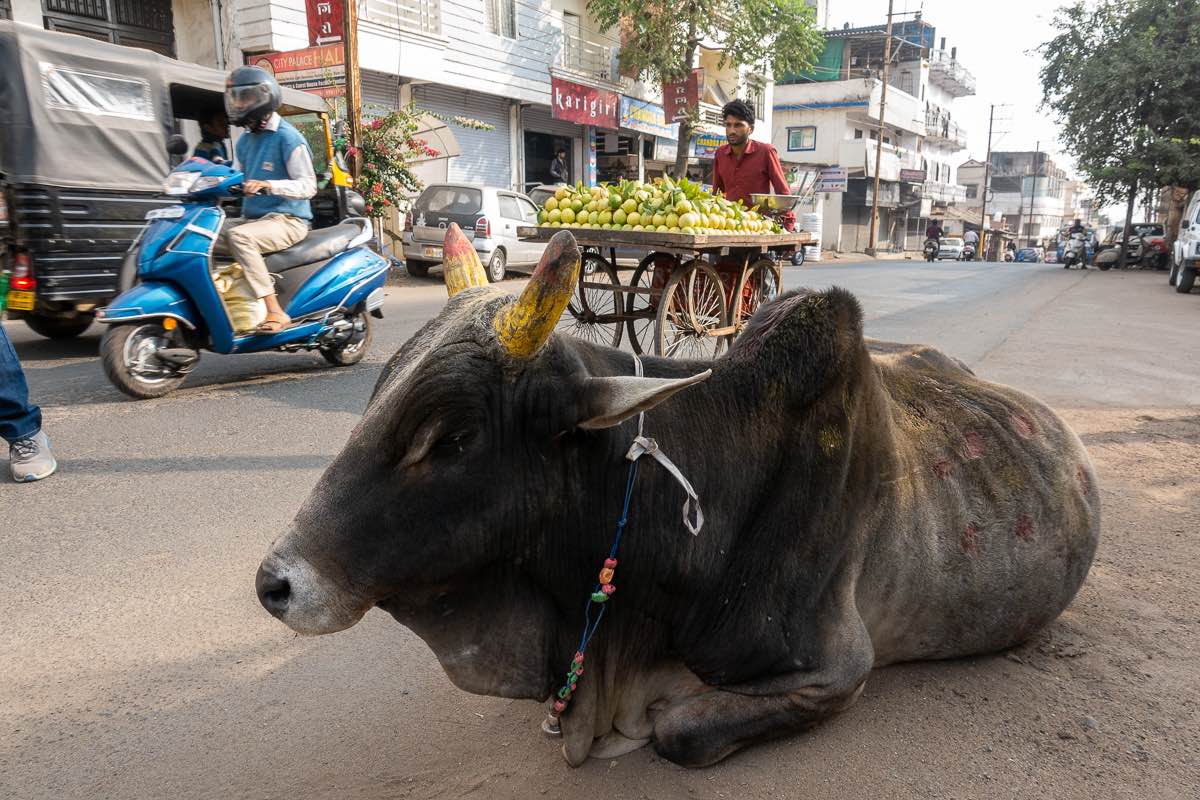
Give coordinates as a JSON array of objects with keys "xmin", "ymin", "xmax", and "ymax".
[{"xmin": 236, "ymin": 119, "xmax": 313, "ymax": 221}]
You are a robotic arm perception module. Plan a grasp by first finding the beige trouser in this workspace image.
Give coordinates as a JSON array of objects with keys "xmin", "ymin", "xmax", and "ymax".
[{"xmin": 218, "ymin": 213, "xmax": 309, "ymax": 299}]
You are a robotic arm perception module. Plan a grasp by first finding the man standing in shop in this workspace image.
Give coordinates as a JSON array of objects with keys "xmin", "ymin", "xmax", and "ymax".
[{"xmin": 550, "ymin": 147, "xmax": 570, "ymax": 185}]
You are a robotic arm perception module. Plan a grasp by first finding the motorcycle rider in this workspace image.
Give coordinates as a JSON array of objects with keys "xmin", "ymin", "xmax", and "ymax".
[
  {"xmin": 963, "ymin": 228, "xmax": 980, "ymax": 259},
  {"xmin": 1068, "ymin": 218, "xmax": 1086, "ymax": 235},
  {"xmin": 219, "ymin": 66, "xmax": 317, "ymax": 334},
  {"xmin": 925, "ymin": 220, "xmax": 944, "ymax": 258}
]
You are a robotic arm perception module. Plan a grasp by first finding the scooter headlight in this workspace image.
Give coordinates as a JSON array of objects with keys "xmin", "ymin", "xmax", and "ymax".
[
  {"xmin": 190, "ymin": 176, "xmax": 225, "ymax": 193},
  {"xmin": 163, "ymin": 171, "xmax": 201, "ymax": 196}
]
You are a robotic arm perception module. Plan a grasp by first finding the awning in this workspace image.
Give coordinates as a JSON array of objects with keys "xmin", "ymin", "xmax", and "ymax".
[{"xmin": 408, "ymin": 113, "xmax": 462, "ymax": 163}]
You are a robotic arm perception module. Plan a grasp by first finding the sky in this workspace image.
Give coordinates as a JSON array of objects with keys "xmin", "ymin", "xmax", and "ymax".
[{"xmin": 824, "ymin": 0, "xmax": 1073, "ymax": 175}]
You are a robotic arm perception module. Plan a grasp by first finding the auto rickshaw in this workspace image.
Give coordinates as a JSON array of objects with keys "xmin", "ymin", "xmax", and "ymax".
[{"xmin": 0, "ymin": 21, "xmax": 354, "ymax": 338}]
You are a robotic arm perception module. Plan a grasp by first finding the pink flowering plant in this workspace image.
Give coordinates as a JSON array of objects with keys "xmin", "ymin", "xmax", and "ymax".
[{"xmin": 341, "ymin": 102, "xmax": 492, "ymax": 217}]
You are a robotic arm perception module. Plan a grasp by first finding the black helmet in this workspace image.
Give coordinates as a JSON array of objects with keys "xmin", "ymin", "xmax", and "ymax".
[{"xmin": 225, "ymin": 65, "xmax": 281, "ymax": 127}]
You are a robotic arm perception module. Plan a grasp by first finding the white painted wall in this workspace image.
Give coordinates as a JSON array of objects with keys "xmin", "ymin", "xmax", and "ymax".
[
  {"xmin": 173, "ymin": 0, "xmax": 218, "ymax": 67},
  {"xmin": 9, "ymin": 0, "xmax": 40, "ymax": 26}
]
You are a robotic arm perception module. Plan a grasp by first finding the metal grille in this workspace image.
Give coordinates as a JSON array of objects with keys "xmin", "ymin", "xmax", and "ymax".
[
  {"xmin": 114, "ymin": 0, "xmax": 171, "ymax": 32},
  {"xmin": 41, "ymin": 0, "xmax": 174, "ymax": 56},
  {"xmin": 363, "ymin": 0, "xmax": 441, "ymax": 36},
  {"xmin": 44, "ymin": 0, "xmax": 107, "ymax": 19},
  {"xmin": 0, "ymin": 0, "xmax": 12, "ymax": 20}
]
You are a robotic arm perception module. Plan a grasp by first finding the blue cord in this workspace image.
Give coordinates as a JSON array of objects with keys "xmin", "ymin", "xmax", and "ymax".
[{"xmin": 575, "ymin": 458, "xmax": 640, "ymax": 654}]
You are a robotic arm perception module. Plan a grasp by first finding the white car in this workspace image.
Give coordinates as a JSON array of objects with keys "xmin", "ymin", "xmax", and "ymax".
[
  {"xmin": 936, "ymin": 237, "xmax": 964, "ymax": 260},
  {"xmin": 1170, "ymin": 191, "xmax": 1199, "ymax": 293}
]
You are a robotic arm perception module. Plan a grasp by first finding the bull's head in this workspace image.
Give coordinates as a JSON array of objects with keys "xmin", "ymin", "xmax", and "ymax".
[{"xmin": 256, "ymin": 225, "xmax": 709, "ymax": 698}]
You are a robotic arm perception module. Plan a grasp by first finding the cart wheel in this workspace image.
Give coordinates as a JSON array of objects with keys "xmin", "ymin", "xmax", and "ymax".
[
  {"xmin": 732, "ymin": 258, "xmax": 783, "ymax": 332},
  {"xmin": 655, "ymin": 258, "xmax": 730, "ymax": 359},
  {"xmin": 555, "ymin": 252, "xmax": 623, "ymax": 347},
  {"xmin": 626, "ymin": 252, "xmax": 675, "ymax": 355}
]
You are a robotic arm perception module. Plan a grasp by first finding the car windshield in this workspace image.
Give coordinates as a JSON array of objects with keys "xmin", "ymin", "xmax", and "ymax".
[
  {"xmin": 943, "ymin": 238, "xmax": 963, "ymax": 247},
  {"xmin": 528, "ymin": 188, "xmax": 555, "ymax": 206},
  {"xmin": 417, "ymin": 186, "xmax": 484, "ymax": 215},
  {"xmin": 1132, "ymin": 224, "xmax": 1163, "ymax": 237}
]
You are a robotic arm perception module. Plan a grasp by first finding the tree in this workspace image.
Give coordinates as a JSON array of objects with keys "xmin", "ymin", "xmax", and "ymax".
[
  {"xmin": 1040, "ymin": 0, "xmax": 1200, "ymax": 262},
  {"xmin": 588, "ymin": 0, "xmax": 824, "ymax": 179}
]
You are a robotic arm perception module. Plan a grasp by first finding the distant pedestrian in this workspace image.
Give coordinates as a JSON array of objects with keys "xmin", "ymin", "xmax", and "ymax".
[
  {"xmin": 1, "ymin": 325, "xmax": 57, "ymax": 482},
  {"xmin": 549, "ymin": 147, "xmax": 569, "ymax": 184}
]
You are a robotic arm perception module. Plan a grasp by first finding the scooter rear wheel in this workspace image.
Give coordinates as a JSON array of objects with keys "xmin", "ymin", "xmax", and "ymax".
[
  {"xmin": 100, "ymin": 322, "xmax": 189, "ymax": 399},
  {"xmin": 321, "ymin": 312, "xmax": 373, "ymax": 366}
]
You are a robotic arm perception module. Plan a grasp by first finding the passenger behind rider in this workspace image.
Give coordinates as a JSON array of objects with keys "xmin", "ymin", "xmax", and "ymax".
[
  {"xmin": 219, "ymin": 66, "xmax": 316, "ymax": 334},
  {"xmin": 192, "ymin": 109, "xmax": 230, "ymax": 163}
]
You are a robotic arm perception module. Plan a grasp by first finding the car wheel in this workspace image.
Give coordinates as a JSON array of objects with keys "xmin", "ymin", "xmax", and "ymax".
[
  {"xmin": 1177, "ymin": 265, "xmax": 1197, "ymax": 293},
  {"xmin": 23, "ymin": 311, "xmax": 95, "ymax": 339},
  {"xmin": 1168, "ymin": 255, "xmax": 1180, "ymax": 286},
  {"xmin": 486, "ymin": 249, "xmax": 507, "ymax": 283},
  {"xmin": 406, "ymin": 259, "xmax": 430, "ymax": 278}
]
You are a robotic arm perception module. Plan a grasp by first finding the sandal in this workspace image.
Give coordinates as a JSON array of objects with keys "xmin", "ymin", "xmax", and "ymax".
[{"xmin": 255, "ymin": 312, "xmax": 291, "ymax": 334}]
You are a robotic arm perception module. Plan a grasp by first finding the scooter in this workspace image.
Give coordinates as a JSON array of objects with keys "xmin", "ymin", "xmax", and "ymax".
[
  {"xmin": 1061, "ymin": 232, "xmax": 1087, "ymax": 269},
  {"xmin": 97, "ymin": 138, "xmax": 389, "ymax": 399},
  {"xmin": 924, "ymin": 238, "xmax": 940, "ymax": 262},
  {"xmin": 960, "ymin": 241, "xmax": 977, "ymax": 261}
]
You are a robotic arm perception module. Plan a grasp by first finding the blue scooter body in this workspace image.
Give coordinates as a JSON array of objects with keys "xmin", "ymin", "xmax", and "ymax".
[{"xmin": 100, "ymin": 158, "xmax": 388, "ymax": 355}]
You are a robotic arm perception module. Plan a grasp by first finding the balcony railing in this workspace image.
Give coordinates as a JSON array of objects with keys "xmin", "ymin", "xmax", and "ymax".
[
  {"xmin": 928, "ymin": 50, "xmax": 976, "ymax": 98},
  {"xmin": 923, "ymin": 110, "xmax": 968, "ymax": 150},
  {"xmin": 924, "ymin": 180, "xmax": 968, "ymax": 204},
  {"xmin": 559, "ymin": 33, "xmax": 614, "ymax": 83},
  {"xmin": 364, "ymin": 0, "xmax": 441, "ymax": 36}
]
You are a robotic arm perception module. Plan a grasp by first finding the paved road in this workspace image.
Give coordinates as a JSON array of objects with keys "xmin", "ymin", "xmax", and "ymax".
[{"xmin": 2, "ymin": 261, "xmax": 1196, "ymax": 799}]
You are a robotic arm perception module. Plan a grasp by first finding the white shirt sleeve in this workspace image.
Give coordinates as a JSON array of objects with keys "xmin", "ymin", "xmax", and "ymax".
[{"xmin": 267, "ymin": 144, "xmax": 317, "ymax": 199}]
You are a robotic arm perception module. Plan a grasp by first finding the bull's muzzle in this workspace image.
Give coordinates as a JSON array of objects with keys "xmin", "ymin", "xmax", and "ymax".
[{"xmin": 255, "ymin": 546, "xmax": 370, "ymax": 636}]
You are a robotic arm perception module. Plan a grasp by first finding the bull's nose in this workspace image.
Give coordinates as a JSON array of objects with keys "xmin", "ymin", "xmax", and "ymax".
[{"xmin": 256, "ymin": 563, "xmax": 292, "ymax": 616}]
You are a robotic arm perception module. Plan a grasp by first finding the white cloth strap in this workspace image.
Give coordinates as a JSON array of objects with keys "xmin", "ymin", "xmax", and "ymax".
[{"xmin": 624, "ymin": 354, "xmax": 704, "ymax": 536}]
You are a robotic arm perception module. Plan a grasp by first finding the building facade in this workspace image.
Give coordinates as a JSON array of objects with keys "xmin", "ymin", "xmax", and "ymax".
[
  {"xmin": 770, "ymin": 18, "xmax": 975, "ymax": 252},
  {"xmin": 958, "ymin": 151, "xmax": 1077, "ymax": 247}
]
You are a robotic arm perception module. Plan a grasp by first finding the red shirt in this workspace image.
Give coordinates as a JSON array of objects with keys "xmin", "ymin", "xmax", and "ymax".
[{"xmin": 712, "ymin": 139, "xmax": 790, "ymax": 206}]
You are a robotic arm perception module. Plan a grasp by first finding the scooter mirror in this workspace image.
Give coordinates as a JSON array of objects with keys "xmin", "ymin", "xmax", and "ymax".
[{"xmin": 166, "ymin": 135, "xmax": 189, "ymax": 156}]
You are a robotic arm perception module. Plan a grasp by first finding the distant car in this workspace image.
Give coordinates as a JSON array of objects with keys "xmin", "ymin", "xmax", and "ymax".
[
  {"xmin": 1096, "ymin": 223, "xmax": 1167, "ymax": 268},
  {"xmin": 1170, "ymin": 193, "xmax": 1200, "ymax": 293},
  {"xmin": 1044, "ymin": 250, "xmax": 1058, "ymax": 263},
  {"xmin": 403, "ymin": 184, "xmax": 545, "ymax": 281},
  {"xmin": 936, "ymin": 237, "xmax": 964, "ymax": 260},
  {"xmin": 1015, "ymin": 247, "xmax": 1042, "ymax": 263},
  {"xmin": 526, "ymin": 184, "xmax": 564, "ymax": 209}
]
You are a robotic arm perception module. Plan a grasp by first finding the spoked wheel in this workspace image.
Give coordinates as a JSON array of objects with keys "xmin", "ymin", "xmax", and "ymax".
[
  {"xmin": 655, "ymin": 259, "xmax": 731, "ymax": 359},
  {"xmin": 732, "ymin": 258, "xmax": 783, "ymax": 333},
  {"xmin": 100, "ymin": 322, "xmax": 190, "ymax": 399},
  {"xmin": 626, "ymin": 252, "xmax": 675, "ymax": 355},
  {"xmin": 556, "ymin": 253, "xmax": 623, "ymax": 347}
]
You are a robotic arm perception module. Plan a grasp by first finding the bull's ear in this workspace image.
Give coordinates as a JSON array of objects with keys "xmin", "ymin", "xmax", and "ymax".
[{"xmin": 577, "ymin": 370, "xmax": 712, "ymax": 430}]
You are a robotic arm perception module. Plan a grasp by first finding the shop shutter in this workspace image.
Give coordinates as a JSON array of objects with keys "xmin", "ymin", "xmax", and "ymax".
[
  {"xmin": 361, "ymin": 71, "xmax": 400, "ymax": 117},
  {"xmin": 411, "ymin": 85, "xmax": 512, "ymax": 190},
  {"xmin": 521, "ymin": 106, "xmax": 581, "ymax": 140}
]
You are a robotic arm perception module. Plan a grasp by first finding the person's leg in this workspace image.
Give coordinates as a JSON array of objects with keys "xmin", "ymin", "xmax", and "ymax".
[
  {"xmin": 1, "ymin": 324, "xmax": 56, "ymax": 481},
  {"xmin": 223, "ymin": 214, "xmax": 309, "ymax": 332}
]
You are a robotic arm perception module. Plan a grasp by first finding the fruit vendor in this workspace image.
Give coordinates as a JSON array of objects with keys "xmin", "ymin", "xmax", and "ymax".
[{"xmin": 712, "ymin": 99, "xmax": 791, "ymax": 206}]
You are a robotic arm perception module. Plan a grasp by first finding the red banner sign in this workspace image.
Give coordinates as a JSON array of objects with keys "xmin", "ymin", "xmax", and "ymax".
[
  {"xmin": 663, "ymin": 68, "xmax": 702, "ymax": 122},
  {"xmin": 551, "ymin": 77, "xmax": 619, "ymax": 129},
  {"xmin": 306, "ymin": 0, "xmax": 345, "ymax": 47},
  {"xmin": 251, "ymin": 44, "xmax": 345, "ymax": 99}
]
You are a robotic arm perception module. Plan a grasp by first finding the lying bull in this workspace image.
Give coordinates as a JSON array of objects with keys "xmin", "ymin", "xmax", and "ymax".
[{"xmin": 256, "ymin": 227, "xmax": 1100, "ymax": 767}]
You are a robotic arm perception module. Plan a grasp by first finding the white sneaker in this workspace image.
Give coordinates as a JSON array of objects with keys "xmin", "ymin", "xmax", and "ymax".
[{"xmin": 10, "ymin": 430, "xmax": 57, "ymax": 482}]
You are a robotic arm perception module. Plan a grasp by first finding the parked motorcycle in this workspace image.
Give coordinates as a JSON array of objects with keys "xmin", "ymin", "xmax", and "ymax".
[
  {"xmin": 96, "ymin": 139, "xmax": 389, "ymax": 399},
  {"xmin": 924, "ymin": 238, "xmax": 940, "ymax": 262},
  {"xmin": 1061, "ymin": 232, "xmax": 1088, "ymax": 269}
]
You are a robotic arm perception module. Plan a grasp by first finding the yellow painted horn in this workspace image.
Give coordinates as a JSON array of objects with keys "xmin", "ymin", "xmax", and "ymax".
[
  {"xmin": 494, "ymin": 230, "xmax": 580, "ymax": 359},
  {"xmin": 442, "ymin": 222, "xmax": 489, "ymax": 296}
]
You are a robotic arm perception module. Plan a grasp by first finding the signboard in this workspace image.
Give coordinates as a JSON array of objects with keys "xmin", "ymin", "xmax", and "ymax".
[
  {"xmin": 899, "ymin": 168, "xmax": 927, "ymax": 183},
  {"xmin": 662, "ymin": 68, "xmax": 702, "ymax": 123},
  {"xmin": 815, "ymin": 166, "xmax": 848, "ymax": 193},
  {"xmin": 691, "ymin": 130, "xmax": 725, "ymax": 159},
  {"xmin": 251, "ymin": 44, "xmax": 345, "ymax": 99},
  {"xmin": 619, "ymin": 96, "xmax": 677, "ymax": 138},
  {"xmin": 654, "ymin": 136, "xmax": 678, "ymax": 162},
  {"xmin": 306, "ymin": 0, "xmax": 344, "ymax": 46},
  {"xmin": 551, "ymin": 76, "xmax": 619, "ymax": 129}
]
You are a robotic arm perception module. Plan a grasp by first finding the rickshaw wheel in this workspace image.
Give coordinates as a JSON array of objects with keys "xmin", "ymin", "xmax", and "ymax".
[
  {"xmin": 626, "ymin": 252, "xmax": 675, "ymax": 354},
  {"xmin": 733, "ymin": 258, "xmax": 783, "ymax": 332},
  {"xmin": 555, "ymin": 253, "xmax": 623, "ymax": 347},
  {"xmin": 654, "ymin": 258, "xmax": 730, "ymax": 359}
]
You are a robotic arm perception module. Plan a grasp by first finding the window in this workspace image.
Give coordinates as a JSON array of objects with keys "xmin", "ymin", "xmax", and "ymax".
[
  {"xmin": 417, "ymin": 186, "xmax": 484, "ymax": 215},
  {"xmin": 869, "ymin": 129, "xmax": 878, "ymax": 140},
  {"xmin": 517, "ymin": 197, "xmax": 540, "ymax": 223},
  {"xmin": 883, "ymin": 135, "xmax": 891, "ymax": 145},
  {"xmin": 966, "ymin": 185, "xmax": 978, "ymax": 199},
  {"xmin": 787, "ymin": 126, "xmax": 816, "ymax": 152},
  {"xmin": 498, "ymin": 195, "xmax": 523, "ymax": 220},
  {"xmin": 854, "ymin": 128, "xmax": 864, "ymax": 139},
  {"xmin": 486, "ymin": 0, "xmax": 517, "ymax": 38},
  {"xmin": 40, "ymin": 62, "xmax": 154, "ymax": 120}
]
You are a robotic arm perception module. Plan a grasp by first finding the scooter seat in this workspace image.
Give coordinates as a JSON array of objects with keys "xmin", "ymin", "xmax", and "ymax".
[{"xmin": 265, "ymin": 222, "xmax": 363, "ymax": 272}]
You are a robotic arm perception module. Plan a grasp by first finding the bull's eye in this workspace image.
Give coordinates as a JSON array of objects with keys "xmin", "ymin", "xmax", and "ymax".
[{"xmin": 432, "ymin": 431, "xmax": 472, "ymax": 457}]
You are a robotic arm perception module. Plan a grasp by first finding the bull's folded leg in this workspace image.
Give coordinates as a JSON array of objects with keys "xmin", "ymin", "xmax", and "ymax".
[{"xmin": 653, "ymin": 624, "xmax": 874, "ymax": 767}]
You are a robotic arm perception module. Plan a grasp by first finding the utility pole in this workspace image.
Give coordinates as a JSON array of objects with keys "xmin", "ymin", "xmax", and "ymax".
[
  {"xmin": 1026, "ymin": 140, "xmax": 1039, "ymax": 249},
  {"xmin": 978, "ymin": 104, "xmax": 996, "ymax": 261},
  {"xmin": 866, "ymin": 0, "xmax": 894, "ymax": 256},
  {"xmin": 343, "ymin": 0, "xmax": 363, "ymax": 181}
]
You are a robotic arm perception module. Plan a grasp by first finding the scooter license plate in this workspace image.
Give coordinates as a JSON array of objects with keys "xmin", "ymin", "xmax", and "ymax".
[
  {"xmin": 422, "ymin": 246, "xmax": 442, "ymax": 259},
  {"xmin": 6, "ymin": 290, "xmax": 34, "ymax": 311}
]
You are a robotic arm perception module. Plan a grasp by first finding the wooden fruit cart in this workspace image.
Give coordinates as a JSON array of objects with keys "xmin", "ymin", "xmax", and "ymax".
[{"xmin": 517, "ymin": 226, "xmax": 812, "ymax": 358}]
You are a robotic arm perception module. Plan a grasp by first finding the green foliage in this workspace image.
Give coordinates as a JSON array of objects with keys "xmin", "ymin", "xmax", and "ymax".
[
  {"xmin": 1039, "ymin": 0, "xmax": 1200, "ymax": 206},
  {"xmin": 588, "ymin": 0, "xmax": 823, "ymax": 175}
]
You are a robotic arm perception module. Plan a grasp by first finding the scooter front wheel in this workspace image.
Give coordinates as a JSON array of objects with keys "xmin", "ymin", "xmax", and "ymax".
[
  {"xmin": 101, "ymin": 322, "xmax": 189, "ymax": 399},
  {"xmin": 321, "ymin": 312, "xmax": 373, "ymax": 367}
]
